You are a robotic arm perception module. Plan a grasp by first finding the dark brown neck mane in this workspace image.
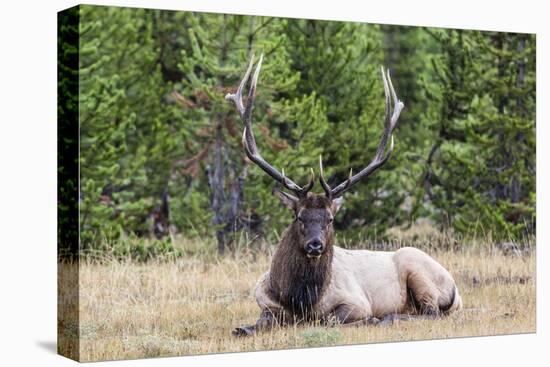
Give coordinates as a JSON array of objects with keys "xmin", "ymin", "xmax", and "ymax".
[{"xmin": 268, "ymin": 222, "xmax": 334, "ymax": 319}]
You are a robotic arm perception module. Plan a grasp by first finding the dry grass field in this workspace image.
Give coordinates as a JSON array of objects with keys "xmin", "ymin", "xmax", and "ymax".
[{"xmin": 59, "ymin": 238, "xmax": 535, "ymax": 362}]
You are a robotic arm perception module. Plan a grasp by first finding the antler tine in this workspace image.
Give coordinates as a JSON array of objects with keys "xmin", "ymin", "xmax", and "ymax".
[
  {"xmin": 225, "ymin": 55, "xmax": 254, "ymax": 119},
  {"xmin": 228, "ymin": 54, "xmax": 313, "ymax": 197},
  {"xmin": 386, "ymin": 69, "xmax": 403, "ymax": 131},
  {"xmin": 302, "ymin": 168, "xmax": 315, "ymax": 193},
  {"xmin": 330, "ymin": 67, "xmax": 404, "ymax": 198},
  {"xmin": 320, "ymin": 154, "xmax": 355, "ymax": 199},
  {"xmin": 373, "ymin": 67, "xmax": 394, "ymax": 161},
  {"xmin": 319, "ymin": 155, "xmax": 332, "ymax": 198},
  {"xmin": 243, "ymin": 53, "xmax": 263, "ymax": 128}
]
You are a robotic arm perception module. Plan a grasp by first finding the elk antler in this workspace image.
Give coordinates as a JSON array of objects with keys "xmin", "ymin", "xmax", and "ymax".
[
  {"xmin": 319, "ymin": 67, "xmax": 404, "ymax": 198},
  {"xmin": 225, "ymin": 54, "xmax": 314, "ymax": 198}
]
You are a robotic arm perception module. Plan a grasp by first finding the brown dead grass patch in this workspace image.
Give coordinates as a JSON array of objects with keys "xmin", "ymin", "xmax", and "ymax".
[{"xmin": 61, "ymin": 242, "xmax": 535, "ymax": 362}]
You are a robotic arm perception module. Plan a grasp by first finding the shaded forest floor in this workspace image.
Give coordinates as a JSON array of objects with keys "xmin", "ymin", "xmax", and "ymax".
[{"xmin": 59, "ymin": 239, "xmax": 536, "ymax": 362}]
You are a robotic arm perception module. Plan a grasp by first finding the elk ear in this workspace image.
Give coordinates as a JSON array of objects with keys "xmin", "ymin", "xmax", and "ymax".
[
  {"xmin": 331, "ymin": 197, "xmax": 344, "ymax": 214},
  {"xmin": 273, "ymin": 188, "xmax": 299, "ymax": 211}
]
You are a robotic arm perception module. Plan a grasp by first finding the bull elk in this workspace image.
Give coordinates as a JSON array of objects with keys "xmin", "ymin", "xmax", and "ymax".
[{"xmin": 225, "ymin": 55, "xmax": 462, "ymax": 336}]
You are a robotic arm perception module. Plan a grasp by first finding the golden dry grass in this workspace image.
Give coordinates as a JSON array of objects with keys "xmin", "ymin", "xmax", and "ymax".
[{"xmin": 61, "ymin": 242, "xmax": 535, "ymax": 362}]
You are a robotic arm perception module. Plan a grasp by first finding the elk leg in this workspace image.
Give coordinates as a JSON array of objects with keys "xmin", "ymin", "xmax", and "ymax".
[
  {"xmin": 232, "ymin": 307, "xmax": 290, "ymax": 337},
  {"xmin": 232, "ymin": 324, "xmax": 256, "ymax": 337},
  {"xmin": 375, "ymin": 313, "xmax": 438, "ymax": 326},
  {"xmin": 321, "ymin": 312, "xmax": 436, "ymax": 328},
  {"xmin": 324, "ymin": 304, "xmax": 437, "ymax": 328},
  {"xmin": 395, "ymin": 248, "xmax": 459, "ymax": 315},
  {"xmin": 406, "ymin": 274, "xmax": 444, "ymax": 316},
  {"xmin": 321, "ymin": 304, "xmax": 375, "ymax": 327},
  {"xmin": 321, "ymin": 315, "xmax": 380, "ymax": 328}
]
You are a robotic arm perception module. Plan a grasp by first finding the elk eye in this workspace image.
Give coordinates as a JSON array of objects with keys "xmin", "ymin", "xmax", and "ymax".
[{"xmin": 328, "ymin": 217, "xmax": 333, "ymax": 224}]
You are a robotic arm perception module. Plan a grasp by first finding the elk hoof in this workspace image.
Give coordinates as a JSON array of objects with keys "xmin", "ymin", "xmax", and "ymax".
[
  {"xmin": 378, "ymin": 314, "xmax": 403, "ymax": 326},
  {"xmin": 232, "ymin": 326, "xmax": 255, "ymax": 337},
  {"xmin": 378, "ymin": 316, "xmax": 395, "ymax": 327},
  {"xmin": 366, "ymin": 317, "xmax": 381, "ymax": 325}
]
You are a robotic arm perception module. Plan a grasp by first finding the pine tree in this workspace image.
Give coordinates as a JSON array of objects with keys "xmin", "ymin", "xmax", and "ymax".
[
  {"xmin": 78, "ymin": 6, "xmax": 181, "ymax": 247},
  {"xmin": 174, "ymin": 13, "xmax": 301, "ymax": 252},
  {"xmin": 420, "ymin": 29, "xmax": 535, "ymax": 239}
]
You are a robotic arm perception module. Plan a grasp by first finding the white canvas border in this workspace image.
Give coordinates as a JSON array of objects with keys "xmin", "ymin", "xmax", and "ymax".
[{"xmin": 0, "ymin": 0, "xmax": 546, "ymax": 366}]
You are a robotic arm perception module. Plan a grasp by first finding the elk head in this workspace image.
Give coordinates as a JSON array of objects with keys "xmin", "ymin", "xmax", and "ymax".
[{"xmin": 225, "ymin": 55, "xmax": 404, "ymax": 259}]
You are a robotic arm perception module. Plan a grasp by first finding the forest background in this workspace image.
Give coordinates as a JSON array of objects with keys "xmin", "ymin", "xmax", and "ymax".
[{"xmin": 58, "ymin": 5, "xmax": 536, "ymax": 258}]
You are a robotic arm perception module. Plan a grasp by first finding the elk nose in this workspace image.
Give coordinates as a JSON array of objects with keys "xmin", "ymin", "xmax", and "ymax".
[{"xmin": 306, "ymin": 240, "xmax": 323, "ymax": 256}]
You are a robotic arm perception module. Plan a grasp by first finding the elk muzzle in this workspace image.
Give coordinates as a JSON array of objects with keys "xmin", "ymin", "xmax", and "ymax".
[{"xmin": 305, "ymin": 239, "xmax": 324, "ymax": 258}]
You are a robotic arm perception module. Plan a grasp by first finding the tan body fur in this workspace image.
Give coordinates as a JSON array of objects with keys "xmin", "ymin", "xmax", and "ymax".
[{"xmin": 254, "ymin": 246, "xmax": 462, "ymax": 324}]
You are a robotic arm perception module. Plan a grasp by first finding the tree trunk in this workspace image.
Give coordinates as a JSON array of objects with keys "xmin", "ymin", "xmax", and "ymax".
[
  {"xmin": 228, "ymin": 162, "xmax": 248, "ymax": 233},
  {"xmin": 511, "ymin": 35, "xmax": 526, "ymax": 204},
  {"xmin": 209, "ymin": 121, "xmax": 226, "ymax": 254}
]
